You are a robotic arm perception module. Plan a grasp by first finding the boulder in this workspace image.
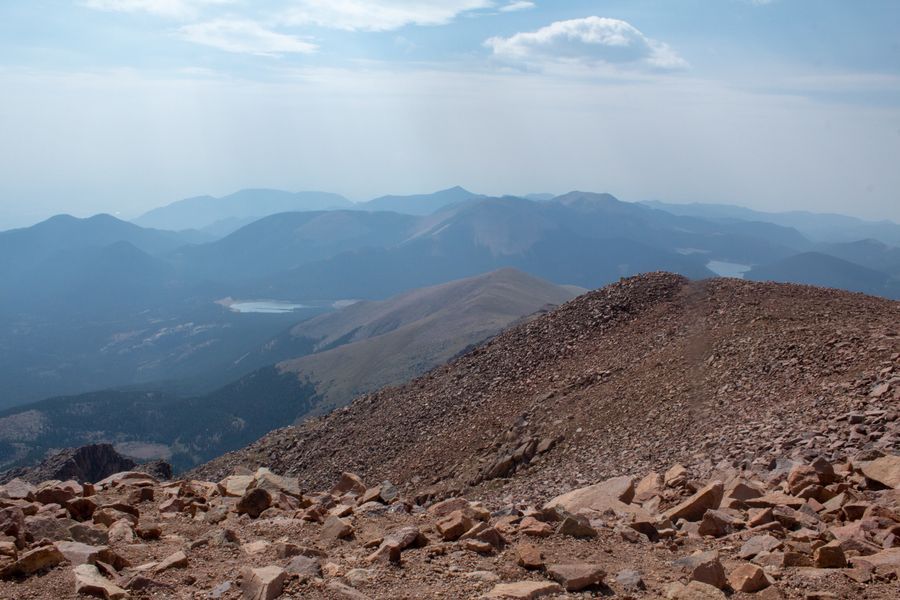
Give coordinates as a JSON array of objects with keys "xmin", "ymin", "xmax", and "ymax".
[
  {"xmin": 427, "ymin": 497, "xmax": 469, "ymax": 517},
  {"xmin": 285, "ymin": 555, "xmax": 321, "ymax": 580},
  {"xmin": 35, "ymin": 480, "xmax": 82, "ymax": 505},
  {"xmin": 727, "ymin": 564, "xmax": 769, "ymax": 593},
  {"xmin": 241, "ymin": 565, "xmax": 286, "ymax": 600},
  {"xmin": 665, "ymin": 464, "xmax": 689, "ymax": 488},
  {"xmin": 436, "ymin": 510, "xmax": 474, "ymax": 541},
  {"xmin": 814, "ymin": 541, "xmax": 847, "ymax": 568},
  {"xmin": 861, "ymin": 455, "xmax": 900, "ymax": 489},
  {"xmin": 664, "ymin": 481, "xmax": 724, "ymax": 523},
  {"xmin": 547, "ymin": 563, "xmax": 604, "ymax": 591},
  {"xmin": 0, "ymin": 545, "xmax": 66, "ymax": 579},
  {"xmin": 615, "ymin": 569, "xmax": 645, "ymax": 591},
  {"xmin": 518, "ymin": 517, "xmax": 552, "ymax": 537},
  {"xmin": 673, "ymin": 550, "xmax": 726, "ymax": 589},
  {"xmin": 236, "ymin": 488, "xmax": 273, "ymax": 519},
  {"xmin": 543, "ymin": 476, "xmax": 645, "ymax": 519},
  {"xmin": 73, "ymin": 563, "xmax": 128, "ymax": 599},
  {"xmin": 95, "ymin": 471, "xmax": 157, "ymax": 489},
  {"xmin": 0, "ymin": 507, "xmax": 25, "ymax": 548},
  {"xmin": 665, "ymin": 581, "xmax": 727, "ymax": 599},
  {"xmin": 515, "ymin": 543, "xmax": 544, "ymax": 570},
  {"xmin": 739, "ymin": 535, "xmax": 783, "ymax": 559},
  {"xmin": 252, "ymin": 468, "xmax": 302, "ymax": 499},
  {"xmin": 53, "ymin": 541, "xmax": 127, "ymax": 570},
  {"xmin": 331, "ymin": 472, "xmax": 367, "ymax": 496},
  {"xmin": 697, "ymin": 510, "xmax": 741, "ymax": 537},
  {"xmin": 25, "ymin": 515, "xmax": 76, "ymax": 542},
  {"xmin": 482, "ymin": 581, "xmax": 564, "ymax": 599},
  {"xmin": 321, "ymin": 516, "xmax": 353, "ymax": 542},
  {"xmin": 1, "ymin": 479, "xmax": 36, "ymax": 501},
  {"xmin": 67, "ymin": 497, "xmax": 98, "ymax": 522},
  {"xmin": 218, "ymin": 475, "xmax": 254, "ymax": 498},
  {"xmin": 556, "ymin": 515, "xmax": 597, "ymax": 538},
  {"xmin": 635, "ymin": 472, "xmax": 662, "ymax": 501}
]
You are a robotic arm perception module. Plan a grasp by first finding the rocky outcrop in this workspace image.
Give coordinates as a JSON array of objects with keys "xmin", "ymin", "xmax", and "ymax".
[{"xmin": 0, "ymin": 444, "xmax": 151, "ymax": 485}]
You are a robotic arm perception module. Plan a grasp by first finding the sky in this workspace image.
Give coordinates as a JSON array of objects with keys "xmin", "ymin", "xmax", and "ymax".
[{"xmin": 0, "ymin": 0, "xmax": 899, "ymax": 228}]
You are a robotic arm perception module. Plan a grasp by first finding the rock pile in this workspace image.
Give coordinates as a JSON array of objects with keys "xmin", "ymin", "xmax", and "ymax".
[{"xmin": 1, "ymin": 443, "xmax": 899, "ymax": 598}]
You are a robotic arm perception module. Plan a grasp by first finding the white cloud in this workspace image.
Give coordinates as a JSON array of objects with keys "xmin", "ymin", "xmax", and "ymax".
[
  {"xmin": 499, "ymin": 1, "xmax": 535, "ymax": 12},
  {"xmin": 281, "ymin": 0, "xmax": 494, "ymax": 32},
  {"xmin": 178, "ymin": 19, "xmax": 318, "ymax": 56},
  {"xmin": 486, "ymin": 16, "xmax": 687, "ymax": 71},
  {"xmin": 81, "ymin": 0, "xmax": 233, "ymax": 19}
]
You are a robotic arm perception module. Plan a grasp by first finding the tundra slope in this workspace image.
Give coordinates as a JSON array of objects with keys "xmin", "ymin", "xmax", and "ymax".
[{"xmin": 193, "ymin": 273, "xmax": 899, "ymax": 504}]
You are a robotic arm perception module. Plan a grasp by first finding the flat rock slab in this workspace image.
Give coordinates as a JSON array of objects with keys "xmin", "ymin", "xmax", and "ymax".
[
  {"xmin": 666, "ymin": 580, "xmax": 727, "ymax": 599},
  {"xmin": 664, "ymin": 481, "xmax": 724, "ymax": 522},
  {"xmin": 483, "ymin": 581, "xmax": 564, "ymax": 599},
  {"xmin": 861, "ymin": 455, "xmax": 900, "ymax": 489},
  {"xmin": 547, "ymin": 563, "xmax": 605, "ymax": 591},
  {"xmin": 544, "ymin": 476, "xmax": 648, "ymax": 519},
  {"xmin": 73, "ymin": 563, "xmax": 128, "ymax": 600},
  {"xmin": 153, "ymin": 550, "xmax": 187, "ymax": 573}
]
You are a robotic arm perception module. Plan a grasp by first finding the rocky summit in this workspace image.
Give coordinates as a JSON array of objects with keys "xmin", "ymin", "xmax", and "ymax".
[
  {"xmin": 1, "ymin": 446, "xmax": 899, "ymax": 598},
  {"xmin": 0, "ymin": 273, "xmax": 897, "ymax": 599}
]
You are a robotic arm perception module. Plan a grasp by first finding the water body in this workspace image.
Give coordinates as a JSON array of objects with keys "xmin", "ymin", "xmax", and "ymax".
[
  {"xmin": 706, "ymin": 260, "xmax": 752, "ymax": 279},
  {"xmin": 229, "ymin": 301, "xmax": 307, "ymax": 314}
]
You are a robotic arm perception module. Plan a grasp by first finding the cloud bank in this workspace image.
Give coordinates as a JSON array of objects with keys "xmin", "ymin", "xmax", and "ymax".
[
  {"xmin": 178, "ymin": 20, "xmax": 318, "ymax": 56},
  {"xmin": 82, "ymin": 0, "xmax": 232, "ymax": 19},
  {"xmin": 282, "ymin": 0, "xmax": 494, "ymax": 32},
  {"xmin": 486, "ymin": 16, "xmax": 687, "ymax": 71}
]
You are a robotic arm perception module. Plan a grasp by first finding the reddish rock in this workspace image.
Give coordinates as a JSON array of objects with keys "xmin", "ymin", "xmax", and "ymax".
[
  {"xmin": 556, "ymin": 515, "xmax": 597, "ymax": 538},
  {"xmin": 321, "ymin": 516, "xmax": 353, "ymax": 542},
  {"xmin": 241, "ymin": 565, "xmax": 286, "ymax": 600},
  {"xmin": 483, "ymin": 581, "xmax": 563, "ymax": 599},
  {"xmin": 436, "ymin": 510, "xmax": 474, "ymax": 541},
  {"xmin": 861, "ymin": 456, "xmax": 900, "ymax": 489},
  {"xmin": 515, "ymin": 543, "xmax": 544, "ymax": 570},
  {"xmin": 727, "ymin": 564, "xmax": 769, "ymax": 593},
  {"xmin": 518, "ymin": 517, "xmax": 552, "ymax": 537},
  {"xmin": 814, "ymin": 541, "xmax": 847, "ymax": 568},
  {"xmin": 236, "ymin": 488, "xmax": 272, "ymax": 519},
  {"xmin": 331, "ymin": 472, "xmax": 367, "ymax": 497},
  {"xmin": 154, "ymin": 550, "xmax": 188, "ymax": 573},
  {"xmin": 73, "ymin": 563, "xmax": 127, "ymax": 599},
  {"xmin": 664, "ymin": 481, "xmax": 724, "ymax": 523},
  {"xmin": 674, "ymin": 550, "xmax": 726, "ymax": 589},
  {"xmin": 0, "ymin": 545, "xmax": 66, "ymax": 579},
  {"xmin": 547, "ymin": 563, "xmax": 604, "ymax": 591},
  {"xmin": 739, "ymin": 535, "xmax": 783, "ymax": 559}
]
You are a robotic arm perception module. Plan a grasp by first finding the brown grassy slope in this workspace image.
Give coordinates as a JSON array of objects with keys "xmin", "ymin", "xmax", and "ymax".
[
  {"xmin": 278, "ymin": 268, "xmax": 580, "ymax": 412},
  {"xmin": 192, "ymin": 273, "xmax": 899, "ymax": 504}
]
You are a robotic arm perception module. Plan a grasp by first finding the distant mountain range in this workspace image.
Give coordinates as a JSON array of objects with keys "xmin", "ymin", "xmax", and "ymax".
[
  {"xmin": 133, "ymin": 186, "xmax": 482, "ymax": 234},
  {"xmin": 362, "ymin": 185, "xmax": 483, "ymax": 215},
  {"xmin": 0, "ymin": 185, "xmax": 898, "ymax": 478},
  {"xmin": 0, "ymin": 269, "xmax": 578, "ymax": 472},
  {"xmin": 642, "ymin": 199, "xmax": 900, "ymax": 246},
  {"xmin": 134, "ymin": 189, "xmax": 353, "ymax": 232},
  {"xmin": 2, "ymin": 188, "xmax": 898, "ymax": 410}
]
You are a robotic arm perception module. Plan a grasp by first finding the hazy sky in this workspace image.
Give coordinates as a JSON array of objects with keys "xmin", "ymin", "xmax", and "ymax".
[{"xmin": 1, "ymin": 0, "xmax": 899, "ymax": 228}]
